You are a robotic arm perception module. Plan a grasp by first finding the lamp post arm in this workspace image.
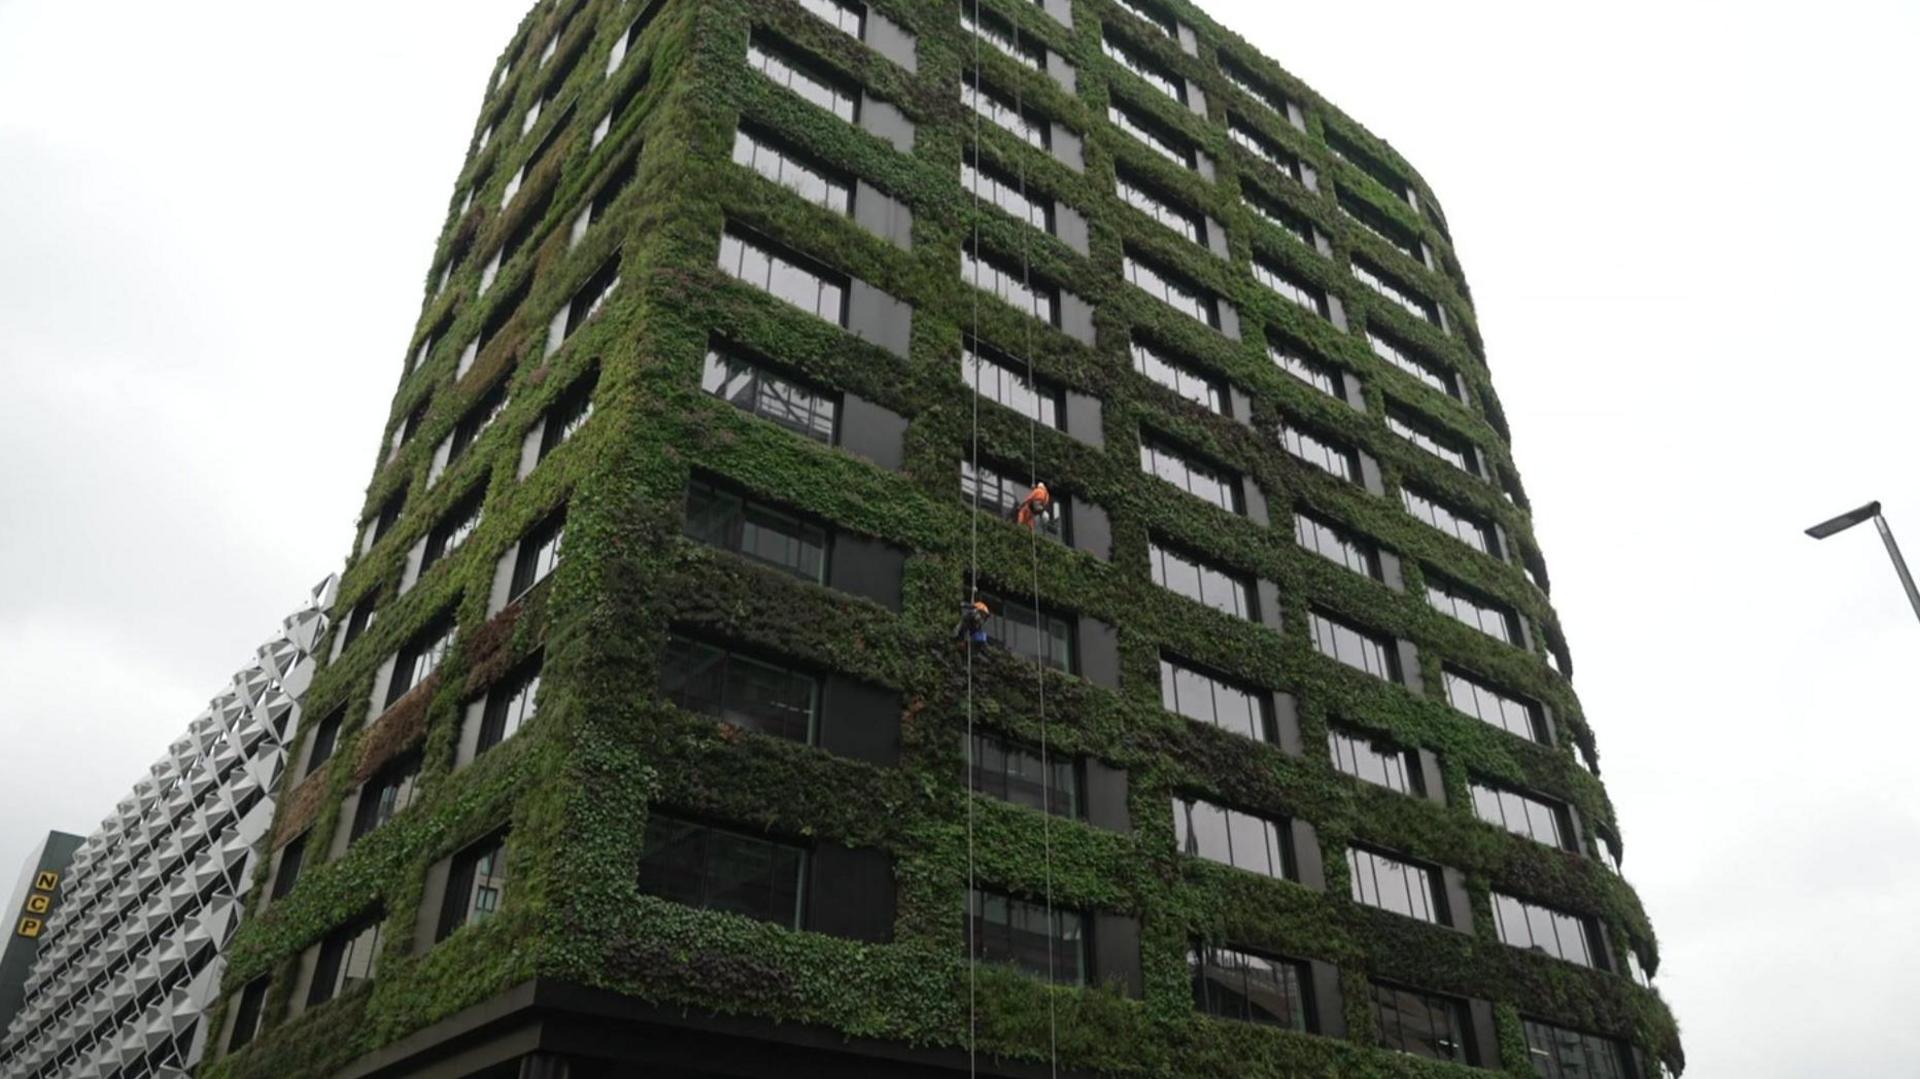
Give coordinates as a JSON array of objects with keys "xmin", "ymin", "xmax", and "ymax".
[{"xmin": 1872, "ymin": 514, "xmax": 1920, "ymax": 626}]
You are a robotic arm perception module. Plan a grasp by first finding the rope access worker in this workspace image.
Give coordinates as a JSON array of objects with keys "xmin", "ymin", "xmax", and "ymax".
[
  {"xmin": 1011, "ymin": 482, "xmax": 1054, "ymax": 530},
  {"xmin": 955, "ymin": 595, "xmax": 992, "ymax": 651}
]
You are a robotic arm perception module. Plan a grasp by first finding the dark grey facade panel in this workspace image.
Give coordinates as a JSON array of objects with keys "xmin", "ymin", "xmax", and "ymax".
[
  {"xmin": 1045, "ymin": 51, "xmax": 1075, "ymax": 94},
  {"xmin": 1289, "ymin": 820, "xmax": 1324, "ymax": 892},
  {"xmin": 1416, "ymin": 749, "xmax": 1445, "ymax": 806},
  {"xmin": 1442, "ymin": 866, "xmax": 1474, "ymax": 934},
  {"xmin": 1241, "ymin": 477, "xmax": 1268, "ymax": 527},
  {"xmin": 806, "ymin": 845, "xmax": 895, "ymax": 943},
  {"xmin": 846, "ymin": 281, "xmax": 913, "ymax": 359},
  {"xmin": 862, "ymin": 12, "xmax": 916, "ymax": 72},
  {"xmin": 1055, "ymin": 204, "xmax": 1091, "ymax": 256},
  {"xmin": 1204, "ymin": 216, "xmax": 1229, "ymax": 260},
  {"xmin": 853, "ymin": 180, "xmax": 913, "ymax": 250},
  {"xmin": 1040, "ymin": 0, "xmax": 1072, "ymax": 27},
  {"xmin": 1063, "ymin": 389, "xmax": 1103, "ymax": 447},
  {"xmin": 1050, "ymin": 125, "xmax": 1085, "ymax": 173},
  {"xmin": 828, "ymin": 533, "xmax": 906, "ymax": 611},
  {"xmin": 1358, "ymin": 452, "xmax": 1385, "ymax": 495},
  {"xmin": 837, "ymin": 393, "xmax": 908, "ymax": 472},
  {"xmin": 1256, "ymin": 579, "xmax": 1282, "ymax": 632},
  {"xmin": 1083, "ymin": 760, "xmax": 1130, "ymax": 833},
  {"xmin": 1378, "ymin": 550, "xmax": 1405, "ymax": 592},
  {"xmin": 1076, "ymin": 616, "xmax": 1121, "ymax": 689},
  {"xmin": 858, "ymin": 95, "xmax": 915, "ymax": 153},
  {"xmin": 1307, "ymin": 959, "xmax": 1346, "ymax": 1039},
  {"xmin": 818, "ymin": 675, "xmax": 903, "ymax": 766},
  {"xmin": 1067, "ymin": 499, "xmax": 1111, "ymax": 562},
  {"xmin": 1215, "ymin": 298, "xmax": 1240, "ymax": 340},
  {"xmin": 1059, "ymin": 291, "xmax": 1097, "ymax": 346},
  {"xmin": 1271, "ymin": 692, "xmax": 1303, "ymax": 756},
  {"xmin": 1090, "ymin": 913, "xmax": 1141, "ymax": 998},
  {"xmin": 1468, "ymin": 998, "xmax": 1500, "ymax": 1068},
  {"xmin": 1395, "ymin": 639, "xmax": 1424, "ymax": 694}
]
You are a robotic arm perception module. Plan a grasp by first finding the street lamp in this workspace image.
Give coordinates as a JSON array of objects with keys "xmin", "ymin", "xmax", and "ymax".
[{"xmin": 1805, "ymin": 500, "xmax": 1920, "ymax": 624}]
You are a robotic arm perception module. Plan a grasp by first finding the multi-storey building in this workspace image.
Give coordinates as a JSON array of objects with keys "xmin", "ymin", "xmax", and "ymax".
[
  {"xmin": 209, "ymin": 0, "xmax": 1681, "ymax": 1076},
  {"xmin": 0, "ymin": 580, "xmax": 333, "ymax": 1079},
  {"xmin": 0, "ymin": 833, "xmax": 83, "ymax": 1034}
]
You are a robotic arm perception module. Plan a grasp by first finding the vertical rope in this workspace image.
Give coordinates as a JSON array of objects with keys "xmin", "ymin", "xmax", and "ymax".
[{"xmin": 963, "ymin": 6, "xmax": 984, "ymax": 1077}]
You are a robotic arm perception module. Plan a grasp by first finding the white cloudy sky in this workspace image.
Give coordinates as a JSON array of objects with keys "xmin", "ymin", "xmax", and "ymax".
[{"xmin": 2, "ymin": 1, "xmax": 1916, "ymax": 1074}]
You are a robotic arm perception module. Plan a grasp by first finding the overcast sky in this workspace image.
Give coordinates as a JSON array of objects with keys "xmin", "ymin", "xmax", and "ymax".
[{"xmin": 3, "ymin": 1, "xmax": 1916, "ymax": 1074}]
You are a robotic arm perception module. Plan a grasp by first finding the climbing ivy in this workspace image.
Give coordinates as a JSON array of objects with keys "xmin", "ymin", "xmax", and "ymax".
[{"xmin": 206, "ymin": 0, "xmax": 1681, "ymax": 1076}]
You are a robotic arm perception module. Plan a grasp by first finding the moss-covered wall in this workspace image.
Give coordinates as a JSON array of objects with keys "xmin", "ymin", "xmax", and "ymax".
[{"xmin": 205, "ymin": 0, "xmax": 1681, "ymax": 1075}]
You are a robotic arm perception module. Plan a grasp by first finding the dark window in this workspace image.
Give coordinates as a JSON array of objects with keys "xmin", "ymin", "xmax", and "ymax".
[
  {"xmin": 510, "ymin": 510, "xmax": 566, "ymax": 599},
  {"xmin": 1113, "ymin": 0, "xmax": 1177, "ymax": 38},
  {"xmin": 719, "ymin": 227, "xmax": 848, "ymax": 323},
  {"xmin": 570, "ymin": 149, "xmax": 640, "ymax": 248},
  {"xmin": 305, "ymin": 708, "xmax": 344, "ymax": 778},
  {"xmin": 1328, "ymin": 727, "xmax": 1420, "ymax": 796},
  {"xmin": 1325, "ymin": 127, "xmax": 1412, "ymax": 203},
  {"xmin": 1338, "ymin": 188, "xmax": 1425, "ymax": 262},
  {"xmin": 348, "ymin": 754, "xmax": 421, "ymax": 844},
  {"xmin": 436, "ymin": 831, "xmax": 509, "ymax": 942},
  {"xmin": 337, "ymin": 598, "xmax": 377, "ymax": 656},
  {"xmin": 1387, "ymin": 404, "xmax": 1476, "ymax": 474},
  {"xmin": 1279, "ymin": 419, "xmax": 1359, "ymax": 482},
  {"xmin": 269, "ymin": 833, "xmax": 307, "ymax": 901},
  {"xmin": 1402, "ymin": 487, "xmax": 1498, "ymax": 555},
  {"xmin": 1522, "ymin": 1019, "xmax": 1633, "ymax": 1079},
  {"xmin": 1307, "ymin": 609, "xmax": 1397, "ymax": 681},
  {"xmin": 1107, "ymin": 99, "xmax": 1195, "ymax": 169},
  {"xmin": 797, "ymin": 0, "xmax": 864, "ymax": 37},
  {"xmin": 546, "ymin": 252, "xmax": 623, "ymax": 355},
  {"xmin": 476, "ymin": 659, "xmax": 542, "ymax": 756},
  {"xmin": 307, "ymin": 912, "xmax": 383, "ymax": 1007},
  {"xmin": 387, "ymin": 615, "xmax": 457, "ymax": 707},
  {"xmin": 963, "ymin": 156, "xmax": 1052, "ymax": 230},
  {"xmin": 1102, "ymin": 32, "xmax": 1184, "ymax": 103},
  {"xmin": 1293, "ymin": 512, "xmax": 1380, "ymax": 579},
  {"xmin": 1471, "ymin": 782, "xmax": 1574, "ymax": 850},
  {"xmin": 1443, "ymin": 668, "xmax": 1546, "ymax": 742},
  {"xmin": 1139, "ymin": 438, "xmax": 1242, "ymax": 513},
  {"xmin": 460, "ymin": 277, "xmax": 530, "ymax": 377},
  {"xmin": 747, "ymin": 36, "xmax": 858, "ymax": 122},
  {"xmin": 703, "ymin": 344, "xmax": 838, "ymax": 443},
  {"xmin": 1425, "ymin": 572, "xmax": 1520, "ymax": 644},
  {"xmin": 684, "ymin": 479, "xmax": 828, "ymax": 583},
  {"xmin": 422, "ymin": 487, "xmax": 486, "ymax": 571},
  {"xmin": 660, "ymin": 636, "xmax": 819, "ymax": 743},
  {"xmin": 1190, "ymin": 945, "xmax": 1309, "ymax": 1030},
  {"xmin": 226, "ymin": 976, "xmax": 270, "ymax": 1051},
  {"xmin": 1130, "ymin": 338, "xmax": 1226, "ymax": 413},
  {"xmin": 1149, "ymin": 541, "xmax": 1255, "ymax": 620},
  {"xmin": 1123, "ymin": 252, "xmax": 1218, "ymax": 327},
  {"xmin": 1173, "ymin": 796, "xmax": 1291, "ymax": 880},
  {"xmin": 1346, "ymin": 847, "xmax": 1442, "ymax": 923},
  {"xmin": 1243, "ymin": 185, "xmax": 1316, "ymax": 247},
  {"xmin": 1159, "ymin": 657, "xmax": 1272, "ymax": 742},
  {"xmin": 968, "ymin": 889, "xmax": 1086, "ymax": 985},
  {"xmin": 1493, "ymin": 893, "xmax": 1600, "ymax": 967},
  {"xmin": 537, "ymin": 368, "xmax": 598, "ymax": 461},
  {"xmin": 961, "ymin": 460, "xmax": 1067, "ymax": 543},
  {"xmin": 970, "ymin": 731, "xmax": 1078, "ymax": 818},
  {"xmin": 1252, "ymin": 256, "xmax": 1329, "ymax": 318},
  {"xmin": 963, "ymin": 339, "xmax": 1062, "ymax": 424},
  {"xmin": 409, "ymin": 315, "xmax": 452, "ymax": 375},
  {"xmin": 1268, "ymin": 341, "xmax": 1344, "ymax": 398},
  {"xmin": 1227, "ymin": 117, "xmax": 1303, "ymax": 182},
  {"xmin": 594, "ymin": 58, "xmax": 652, "ymax": 148},
  {"xmin": 961, "ymin": 8, "xmax": 1043, "ymax": 70},
  {"xmin": 960, "ymin": 76, "xmax": 1050, "ymax": 149},
  {"xmin": 605, "ymin": 0, "xmax": 666, "ymax": 76},
  {"xmin": 732, "ymin": 124, "xmax": 852, "ymax": 214},
  {"xmin": 1219, "ymin": 60, "xmax": 1299, "ymax": 126},
  {"xmin": 1372, "ymin": 981, "xmax": 1470, "ymax": 1063},
  {"xmin": 386, "ymin": 400, "xmax": 428, "ymax": 461},
  {"xmin": 962, "ymin": 248, "xmax": 1059, "ymax": 324},
  {"xmin": 361, "ymin": 492, "xmax": 405, "ymax": 554},
  {"xmin": 448, "ymin": 379, "xmax": 510, "ymax": 468},
  {"xmin": 979, "ymin": 591, "xmax": 1074, "ymax": 672},
  {"xmin": 638, "ymin": 815, "xmax": 806, "ymax": 928}
]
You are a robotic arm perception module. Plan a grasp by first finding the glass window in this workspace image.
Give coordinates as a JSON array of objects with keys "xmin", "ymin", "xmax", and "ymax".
[
  {"xmin": 1386, "ymin": 406, "xmax": 1475, "ymax": 474},
  {"xmin": 477, "ymin": 661, "xmax": 542, "ymax": 756},
  {"xmin": 596, "ymin": 51, "xmax": 654, "ymax": 147},
  {"xmin": 1139, "ymin": 440, "xmax": 1241, "ymax": 513},
  {"xmin": 1123, "ymin": 254, "xmax": 1217, "ymax": 326},
  {"xmin": 1115, "ymin": 169, "xmax": 1202, "ymax": 243},
  {"xmin": 796, "ymin": 0, "xmax": 863, "ymax": 37},
  {"xmin": 1293, "ymin": 512, "xmax": 1378, "ymax": 578},
  {"xmin": 388, "ymin": 617, "xmax": 457, "ymax": 707},
  {"xmin": 1522, "ymin": 1019, "xmax": 1633, "ymax": 1079},
  {"xmin": 1107, "ymin": 101, "xmax": 1194, "ymax": 169},
  {"xmin": 1227, "ymin": 118, "xmax": 1303, "ymax": 182},
  {"xmin": 661, "ymin": 636, "xmax": 819, "ymax": 743},
  {"xmin": 269, "ymin": 833, "xmax": 307, "ymax": 901},
  {"xmin": 961, "ymin": 8, "xmax": 1041, "ymax": 69},
  {"xmin": 1268, "ymin": 343, "xmax": 1343, "ymax": 398},
  {"xmin": 969, "ymin": 889, "xmax": 1086, "ymax": 985},
  {"xmin": 1131, "ymin": 339, "xmax": 1224, "ymax": 412},
  {"xmin": 703, "ymin": 346, "xmax": 838, "ymax": 443},
  {"xmin": 963, "ymin": 342, "xmax": 1062, "ymax": 425},
  {"xmin": 423, "ymin": 489, "xmax": 485, "ymax": 571},
  {"xmin": 1159, "ymin": 657, "xmax": 1271, "ymax": 742},
  {"xmin": 305, "ymin": 707, "xmax": 344, "ymax": 778},
  {"xmin": 361, "ymin": 492, "xmax": 406, "ymax": 555},
  {"xmin": 1251, "ymin": 257, "xmax": 1327, "ymax": 317},
  {"xmin": 1279, "ymin": 422, "xmax": 1357, "ymax": 482},
  {"xmin": 638, "ymin": 816, "xmax": 806, "ymax": 928},
  {"xmin": 547, "ymin": 253, "xmax": 623, "ymax": 355},
  {"xmin": 1113, "ymin": 0, "xmax": 1176, "ymax": 38},
  {"xmin": 1101, "ymin": 33, "xmax": 1183, "ymax": 102},
  {"xmin": 1173, "ymin": 796, "xmax": 1290, "ymax": 879},
  {"xmin": 1470, "ymin": 782, "xmax": 1572, "ymax": 850},
  {"xmin": 1351, "ymin": 258, "xmax": 1439, "ymax": 325},
  {"xmin": 1494, "ymin": 893, "xmax": 1598, "ymax": 968},
  {"xmin": 1326, "ymin": 128, "xmax": 1413, "ymax": 205},
  {"xmin": 227, "ymin": 976, "xmax": 270, "ymax": 1051},
  {"xmin": 1308, "ymin": 610, "xmax": 1395, "ymax": 681},
  {"xmin": 510, "ymin": 512, "xmax": 565, "ymax": 599},
  {"xmin": 537, "ymin": 368, "xmax": 598, "ymax": 462},
  {"xmin": 961, "ymin": 248, "xmax": 1058, "ymax": 323},
  {"xmin": 719, "ymin": 229, "xmax": 847, "ymax": 323},
  {"xmin": 963, "ymin": 157, "xmax": 1052, "ymax": 230},
  {"xmin": 349, "ymin": 754, "xmax": 421, "ymax": 843},
  {"xmin": 684, "ymin": 479, "xmax": 828, "ymax": 583},
  {"xmin": 308, "ymin": 914, "xmax": 383, "ymax": 1006},
  {"xmin": 732, "ymin": 126, "xmax": 852, "ymax": 214},
  {"xmin": 1328, "ymin": 727, "xmax": 1418, "ymax": 795},
  {"xmin": 1401, "ymin": 488, "xmax": 1496, "ymax": 555},
  {"xmin": 961, "ymin": 460, "xmax": 1066, "ymax": 542},
  {"xmin": 436, "ymin": 831, "xmax": 509, "ymax": 941},
  {"xmin": 1346, "ymin": 848, "xmax": 1440, "ymax": 923},
  {"xmin": 980, "ymin": 591, "xmax": 1075, "ymax": 672},
  {"xmin": 1149, "ymin": 542, "xmax": 1253, "ymax": 620},
  {"xmin": 1443, "ymin": 669, "xmax": 1545, "ymax": 742},
  {"xmin": 1244, "ymin": 187, "xmax": 1315, "ymax": 247},
  {"xmin": 1426, "ymin": 575, "xmax": 1518, "ymax": 644},
  {"xmin": 441, "ymin": 381, "xmax": 510, "ymax": 485},
  {"xmin": 1219, "ymin": 62, "xmax": 1300, "ymax": 129},
  {"xmin": 1338, "ymin": 188, "xmax": 1425, "ymax": 262},
  {"xmin": 970, "ymin": 732, "xmax": 1078, "ymax": 818},
  {"xmin": 1190, "ymin": 945, "xmax": 1309, "ymax": 1030},
  {"xmin": 571, "ymin": 151, "xmax": 640, "ymax": 251},
  {"xmin": 748, "ymin": 38, "xmax": 857, "ymax": 122},
  {"xmin": 1371, "ymin": 982, "xmax": 1470, "ymax": 1063},
  {"xmin": 961, "ymin": 78, "xmax": 1048, "ymax": 149},
  {"xmin": 607, "ymin": 0, "xmax": 665, "ymax": 76}
]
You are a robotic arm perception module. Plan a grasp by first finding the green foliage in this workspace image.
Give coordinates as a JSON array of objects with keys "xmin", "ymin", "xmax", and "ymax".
[{"xmin": 208, "ymin": 0, "xmax": 1681, "ymax": 1076}]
